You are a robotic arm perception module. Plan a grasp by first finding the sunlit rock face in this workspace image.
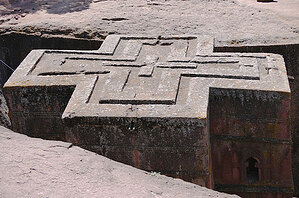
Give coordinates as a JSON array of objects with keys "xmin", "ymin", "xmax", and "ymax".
[{"xmin": 4, "ymin": 35, "xmax": 294, "ymax": 197}]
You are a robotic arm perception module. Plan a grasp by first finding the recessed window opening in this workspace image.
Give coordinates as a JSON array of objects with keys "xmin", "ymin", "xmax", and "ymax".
[
  {"xmin": 129, "ymin": 121, "xmax": 135, "ymax": 130},
  {"xmin": 246, "ymin": 157, "xmax": 259, "ymax": 183}
]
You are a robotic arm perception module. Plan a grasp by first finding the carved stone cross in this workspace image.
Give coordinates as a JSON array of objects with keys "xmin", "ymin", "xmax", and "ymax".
[
  {"xmin": 6, "ymin": 35, "xmax": 289, "ymax": 118},
  {"xmin": 4, "ymin": 35, "xmax": 293, "ymax": 195}
]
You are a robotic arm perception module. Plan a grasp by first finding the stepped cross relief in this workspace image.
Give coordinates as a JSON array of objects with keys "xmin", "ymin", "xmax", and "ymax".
[{"xmin": 4, "ymin": 35, "xmax": 289, "ymax": 119}]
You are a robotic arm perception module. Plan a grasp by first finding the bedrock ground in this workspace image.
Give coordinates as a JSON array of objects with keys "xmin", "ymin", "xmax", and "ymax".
[
  {"xmin": 0, "ymin": 126, "xmax": 239, "ymax": 198},
  {"xmin": 0, "ymin": 0, "xmax": 298, "ymax": 45}
]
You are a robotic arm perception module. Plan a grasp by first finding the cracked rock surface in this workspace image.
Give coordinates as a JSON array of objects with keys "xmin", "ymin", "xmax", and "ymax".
[
  {"xmin": 0, "ymin": 87, "xmax": 10, "ymax": 128},
  {"xmin": 0, "ymin": 0, "xmax": 298, "ymax": 45},
  {"xmin": 0, "ymin": 126, "xmax": 239, "ymax": 198}
]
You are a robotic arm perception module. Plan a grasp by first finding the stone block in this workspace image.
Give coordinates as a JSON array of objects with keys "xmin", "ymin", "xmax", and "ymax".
[{"xmin": 4, "ymin": 35, "xmax": 293, "ymax": 197}]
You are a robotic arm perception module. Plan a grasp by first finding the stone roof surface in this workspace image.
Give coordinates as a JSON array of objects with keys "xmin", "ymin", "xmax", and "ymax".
[{"xmin": 4, "ymin": 35, "xmax": 290, "ymax": 119}]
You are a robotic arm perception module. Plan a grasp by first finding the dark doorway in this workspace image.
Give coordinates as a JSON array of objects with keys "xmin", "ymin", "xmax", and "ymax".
[{"xmin": 246, "ymin": 157, "xmax": 259, "ymax": 183}]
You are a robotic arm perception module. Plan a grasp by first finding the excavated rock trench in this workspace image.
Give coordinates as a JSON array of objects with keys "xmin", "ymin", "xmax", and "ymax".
[
  {"xmin": 0, "ymin": 31, "xmax": 298, "ymax": 196},
  {"xmin": 1, "ymin": 0, "xmax": 299, "ymax": 196}
]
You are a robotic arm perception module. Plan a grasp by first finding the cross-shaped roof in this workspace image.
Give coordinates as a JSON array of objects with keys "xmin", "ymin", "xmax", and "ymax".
[{"xmin": 4, "ymin": 35, "xmax": 290, "ymax": 119}]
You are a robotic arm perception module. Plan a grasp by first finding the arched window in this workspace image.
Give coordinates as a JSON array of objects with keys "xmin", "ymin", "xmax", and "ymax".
[{"xmin": 246, "ymin": 157, "xmax": 259, "ymax": 183}]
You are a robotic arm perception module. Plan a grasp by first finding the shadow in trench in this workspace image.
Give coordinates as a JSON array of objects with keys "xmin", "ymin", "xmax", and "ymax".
[{"xmin": 1, "ymin": 0, "xmax": 99, "ymax": 15}]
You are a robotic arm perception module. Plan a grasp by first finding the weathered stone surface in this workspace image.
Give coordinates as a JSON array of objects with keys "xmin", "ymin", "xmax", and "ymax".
[
  {"xmin": 0, "ymin": 87, "xmax": 10, "ymax": 127},
  {"xmin": 210, "ymin": 89, "xmax": 293, "ymax": 197},
  {"xmin": 4, "ymin": 35, "xmax": 293, "ymax": 197},
  {"xmin": 214, "ymin": 43, "xmax": 299, "ymax": 196},
  {"xmin": 257, "ymin": 0, "xmax": 273, "ymax": 2},
  {"xmin": 0, "ymin": 126, "xmax": 240, "ymax": 198}
]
